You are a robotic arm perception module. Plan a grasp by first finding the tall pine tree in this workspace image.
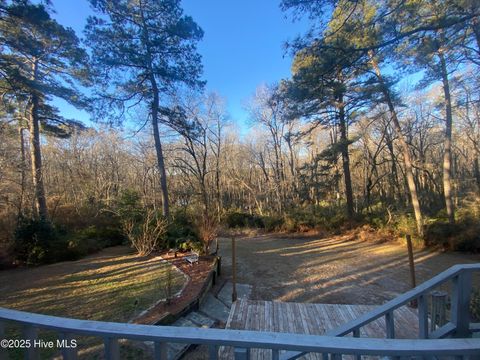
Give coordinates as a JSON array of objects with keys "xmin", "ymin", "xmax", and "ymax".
[
  {"xmin": 85, "ymin": 0, "xmax": 204, "ymax": 218},
  {"xmin": 0, "ymin": 0, "xmax": 89, "ymax": 220}
]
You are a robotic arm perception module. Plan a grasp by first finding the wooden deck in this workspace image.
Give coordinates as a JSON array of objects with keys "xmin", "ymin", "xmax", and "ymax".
[{"xmin": 219, "ymin": 299, "xmax": 420, "ymax": 359}]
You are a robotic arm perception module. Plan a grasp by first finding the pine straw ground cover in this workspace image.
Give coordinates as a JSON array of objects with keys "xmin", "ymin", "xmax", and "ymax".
[{"xmin": 0, "ymin": 246, "xmax": 187, "ymax": 359}]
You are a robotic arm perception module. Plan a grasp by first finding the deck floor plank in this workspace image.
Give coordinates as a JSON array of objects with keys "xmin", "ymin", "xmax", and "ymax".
[{"xmin": 219, "ymin": 300, "xmax": 419, "ymax": 360}]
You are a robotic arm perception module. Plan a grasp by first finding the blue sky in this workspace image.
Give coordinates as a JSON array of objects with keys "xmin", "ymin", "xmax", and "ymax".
[{"xmin": 51, "ymin": 0, "xmax": 310, "ymax": 132}]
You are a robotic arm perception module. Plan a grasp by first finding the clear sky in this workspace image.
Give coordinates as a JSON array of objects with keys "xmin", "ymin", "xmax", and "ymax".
[{"xmin": 50, "ymin": 0, "xmax": 310, "ymax": 132}]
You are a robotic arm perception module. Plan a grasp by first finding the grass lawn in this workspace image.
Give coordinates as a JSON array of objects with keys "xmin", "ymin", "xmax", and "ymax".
[{"xmin": 0, "ymin": 246, "xmax": 187, "ymax": 359}]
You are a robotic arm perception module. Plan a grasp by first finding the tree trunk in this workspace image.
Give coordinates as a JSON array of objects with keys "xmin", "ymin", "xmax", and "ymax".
[
  {"xmin": 150, "ymin": 99, "xmax": 170, "ymax": 218},
  {"xmin": 140, "ymin": 4, "xmax": 170, "ymax": 217},
  {"xmin": 28, "ymin": 60, "xmax": 48, "ymax": 221},
  {"xmin": 17, "ymin": 125, "xmax": 27, "ymax": 220},
  {"xmin": 369, "ymin": 52, "xmax": 424, "ymax": 236},
  {"xmin": 338, "ymin": 95, "xmax": 354, "ymax": 219},
  {"xmin": 438, "ymin": 49, "xmax": 455, "ymax": 224},
  {"xmin": 28, "ymin": 96, "xmax": 48, "ymax": 220}
]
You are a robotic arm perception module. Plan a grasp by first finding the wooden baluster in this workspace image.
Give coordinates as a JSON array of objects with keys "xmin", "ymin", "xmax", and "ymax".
[
  {"xmin": 451, "ymin": 271, "xmax": 472, "ymax": 338},
  {"xmin": 271, "ymin": 349, "xmax": 279, "ymax": 360},
  {"xmin": 418, "ymin": 295, "xmax": 429, "ymax": 339},
  {"xmin": 59, "ymin": 332, "xmax": 77, "ymax": 360},
  {"xmin": 353, "ymin": 329, "xmax": 361, "ymax": 360},
  {"xmin": 385, "ymin": 311, "xmax": 395, "ymax": 339},
  {"xmin": 104, "ymin": 337, "xmax": 120, "ymax": 360},
  {"xmin": 234, "ymin": 347, "xmax": 250, "ymax": 360},
  {"xmin": 22, "ymin": 325, "xmax": 39, "ymax": 360},
  {"xmin": 0, "ymin": 320, "xmax": 6, "ymax": 360},
  {"xmin": 154, "ymin": 342, "xmax": 167, "ymax": 360},
  {"xmin": 209, "ymin": 345, "xmax": 218, "ymax": 360}
]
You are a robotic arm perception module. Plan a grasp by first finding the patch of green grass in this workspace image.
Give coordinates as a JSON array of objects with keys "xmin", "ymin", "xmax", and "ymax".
[{"xmin": 0, "ymin": 246, "xmax": 186, "ymax": 359}]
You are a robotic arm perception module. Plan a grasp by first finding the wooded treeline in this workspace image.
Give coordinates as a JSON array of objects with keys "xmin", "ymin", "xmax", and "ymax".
[{"xmin": 1, "ymin": 0, "xmax": 480, "ymax": 265}]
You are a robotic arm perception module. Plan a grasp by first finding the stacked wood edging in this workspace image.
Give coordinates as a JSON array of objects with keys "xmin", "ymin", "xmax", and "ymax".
[{"xmin": 153, "ymin": 255, "xmax": 221, "ymax": 325}]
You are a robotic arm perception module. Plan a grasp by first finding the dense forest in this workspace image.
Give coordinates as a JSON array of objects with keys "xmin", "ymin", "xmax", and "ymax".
[{"xmin": 1, "ymin": 0, "xmax": 480, "ymax": 266}]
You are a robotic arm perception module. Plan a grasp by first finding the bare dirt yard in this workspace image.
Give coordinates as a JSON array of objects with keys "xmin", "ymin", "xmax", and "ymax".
[{"xmin": 218, "ymin": 230, "xmax": 480, "ymax": 305}]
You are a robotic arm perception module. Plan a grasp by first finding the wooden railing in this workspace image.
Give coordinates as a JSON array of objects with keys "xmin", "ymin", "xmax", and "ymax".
[
  {"xmin": 1, "ymin": 264, "xmax": 480, "ymax": 359},
  {"xmin": 283, "ymin": 263, "xmax": 480, "ymax": 360}
]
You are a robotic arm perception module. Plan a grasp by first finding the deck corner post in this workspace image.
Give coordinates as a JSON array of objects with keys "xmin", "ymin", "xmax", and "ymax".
[{"xmin": 452, "ymin": 271, "xmax": 472, "ymax": 338}]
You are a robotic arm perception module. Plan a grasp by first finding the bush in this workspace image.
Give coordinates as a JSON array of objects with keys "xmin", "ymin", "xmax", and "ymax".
[
  {"xmin": 178, "ymin": 239, "xmax": 203, "ymax": 253},
  {"xmin": 123, "ymin": 209, "xmax": 168, "ymax": 256},
  {"xmin": 282, "ymin": 205, "xmax": 347, "ymax": 232},
  {"xmin": 225, "ymin": 212, "xmax": 264, "ymax": 228},
  {"xmin": 262, "ymin": 215, "xmax": 284, "ymax": 232},
  {"xmin": 73, "ymin": 225, "xmax": 125, "ymax": 248},
  {"xmin": 423, "ymin": 213, "xmax": 480, "ymax": 251},
  {"xmin": 196, "ymin": 215, "xmax": 218, "ymax": 255},
  {"xmin": 14, "ymin": 218, "xmax": 71, "ymax": 265},
  {"xmin": 393, "ymin": 214, "xmax": 419, "ymax": 237},
  {"xmin": 166, "ymin": 209, "xmax": 200, "ymax": 248}
]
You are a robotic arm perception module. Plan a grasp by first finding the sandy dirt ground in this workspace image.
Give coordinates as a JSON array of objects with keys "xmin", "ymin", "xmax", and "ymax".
[{"xmin": 217, "ymin": 231, "xmax": 480, "ymax": 305}]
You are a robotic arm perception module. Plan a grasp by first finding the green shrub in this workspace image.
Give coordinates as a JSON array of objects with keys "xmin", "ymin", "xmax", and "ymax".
[
  {"xmin": 423, "ymin": 214, "xmax": 480, "ymax": 251},
  {"xmin": 166, "ymin": 209, "xmax": 201, "ymax": 249},
  {"xmin": 225, "ymin": 212, "xmax": 264, "ymax": 228},
  {"xmin": 393, "ymin": 214, "xmax": 418, "ymax": 236},
  {"xmin": 281, "ymin": 205, "xmax": 349, "ymax": 232},
  {"xmin": 262, "ymin": 215, "xmax": 284, "ymax": 232},
  {"xmin": 116, "ymin": 189, "xmax": 143, "ymax": 221},
  {"xmin": 14, "ymin": 218, "xmax": 70, "ymax": 265},
  {"xmin": 178, "ymin": 239, "xmax": 203, "ymax": 253},
  {"xmin": 74, "ymin": 225, "xmax": 125, "ymax": 247}
]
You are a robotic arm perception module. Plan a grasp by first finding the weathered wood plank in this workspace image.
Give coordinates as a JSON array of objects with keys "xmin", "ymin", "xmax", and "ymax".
[{"xmin": 222, "ymin": 301, "xmax": 423, "ymax": 359}]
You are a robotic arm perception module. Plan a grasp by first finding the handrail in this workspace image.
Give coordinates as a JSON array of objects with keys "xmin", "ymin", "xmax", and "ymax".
[
  {"xmin": 327, "ymin": 263, "xmax": 480, "ymax": 337},
  {"xmin": 0, "ymin": 307, "xmax": 480, "ymax": 357}
]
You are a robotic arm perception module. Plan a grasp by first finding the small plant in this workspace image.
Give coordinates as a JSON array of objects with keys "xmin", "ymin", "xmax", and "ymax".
[
  {"xmin": 197, "ymin": 214, "xmax": 218, "ymax": 255},
  {"xmin": 123, "ymin": 209, "xmax": 167, "ymax": 256}
]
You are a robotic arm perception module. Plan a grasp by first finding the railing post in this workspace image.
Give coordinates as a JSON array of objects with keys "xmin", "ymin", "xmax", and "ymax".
[
  {"xmin": 451, "ymin": 271, "xmax": 472, "ymax": 338},
  {"xmin": 104, "ymin": 337, "xmax": 120, "ymax": 360},
  {"xmin": 418, "ymin": 294, "xmax": 429, "ymax": 339},
  {"xmin": 353, "ymin": 329, "xmax": 361, "ymax": 360},
  {"xmin": 234, "ymin": 347, "xmax": 250, "ymax": 360},
  {"xmin": 430, "ymin": 291, "xmax": 447, "ymax": 332},
  {"xmin": 209, "ymin": 345, "xmax": 218, "ymax": 360},
  {"xmin": 59, "ymin": 332, "xmax": 77, "ymax": 360},
  {"xmin": 271, "ymin": 349, "xmax": 279, "ymax": 360},
  {"xmin": 0, "ymin": 320, "xmax": 6, "ymax": 360},
  {"xmin": 22, "ymin": 325, "xmax": 39, "ymax": 360},
  {"xmin": 154, "ymin": 342, "xmax": 167, "ymax": 360},
  {"xmin": 385, "ymin": 311, "xmax": 395, "ymax": 339}
]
